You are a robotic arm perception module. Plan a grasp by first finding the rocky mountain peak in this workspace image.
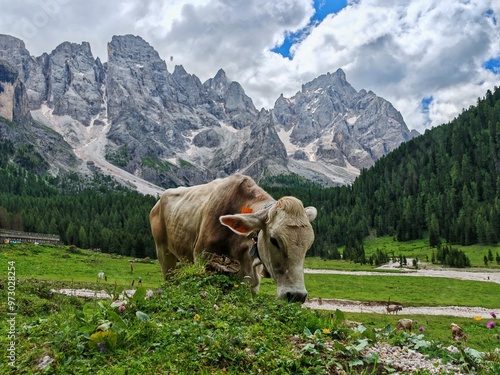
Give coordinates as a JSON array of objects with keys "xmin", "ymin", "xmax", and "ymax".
[
  {"xmin": 108, "ymin": 34, "xmax": 163, "ymax": 67},
  {"xmin": 273, "ymin": 70, "xmax": 416, "ymax": 173},
  {"xmin": 204, "ymin": 68, "xmax": 229, "ymax": 95},
  {"xmin": 0, "ymin": 33, "xmax": 418, "ymax": 188}
]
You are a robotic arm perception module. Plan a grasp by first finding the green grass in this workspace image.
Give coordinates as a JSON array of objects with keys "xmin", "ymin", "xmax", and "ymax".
[
  {"xmin": 342, "ymin": 312, "xmax": 500, "ymax": 353},
  {"xmin": 0, "ymin": 243, "xmax": 163, "ymax": 287},
  {"xmin": 308, "ymin": 235, "xmax": 500, "ymax": 269},
  {"xmin": 1, "ymin": 265, "xmax": 499, "ymax": 374},
  {"xmin": 1, "ymin": 243, "xmax": 500, "ymax": 373},
  {"xmin": 362, "ymin": 236, "xmax": 500, "ymax": 268},
  {"xmin": 260, "ymin": 274, "xmax": 500, "ymax": 308}
]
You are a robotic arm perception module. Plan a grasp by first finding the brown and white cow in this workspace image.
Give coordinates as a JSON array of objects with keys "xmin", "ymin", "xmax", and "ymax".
[{"xmin": 149, "ymin": 174, "xmax": 317, "ymax": 302}]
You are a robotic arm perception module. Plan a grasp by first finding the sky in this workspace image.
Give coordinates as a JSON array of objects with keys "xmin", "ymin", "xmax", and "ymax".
[{"xmin": 1, "ymin": 0, "xmax": 499, "ymax": 133}]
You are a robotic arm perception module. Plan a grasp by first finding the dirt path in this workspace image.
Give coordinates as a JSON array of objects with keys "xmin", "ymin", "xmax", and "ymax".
[
  {"xmin": 303, "ymin": 265, "xmax": 500, "ymax": 317},
  {"xmin": 304, "ymin": 267, "xmax": 500, "ymax": 284},
  {"xmin": 302, "ymin": 298, "xmax": 498, "ymax": 318}
]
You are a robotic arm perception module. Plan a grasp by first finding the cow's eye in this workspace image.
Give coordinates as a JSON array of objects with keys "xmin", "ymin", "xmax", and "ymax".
[{"xmin": 270, "ymin": 237, "xmax": 280, "ymax": 249}]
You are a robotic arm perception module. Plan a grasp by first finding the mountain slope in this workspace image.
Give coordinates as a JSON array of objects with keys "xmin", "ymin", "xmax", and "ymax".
[{"xmin": 0, "ymin": 33, "xmax": 417, "ymax": 187}]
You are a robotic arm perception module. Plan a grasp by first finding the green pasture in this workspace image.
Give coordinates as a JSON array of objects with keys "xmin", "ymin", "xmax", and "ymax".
[
  {"xmin": 2, "ymin": 242, "xmax": 499, "ymax": 309},
  {"xmin": 307, "ymin": 235, "xmax": 500, "ymax": 269},
  {"xmin": 260, "ymin": 274, "xmax": 500, "ymax": 309},
  {"xmin": 0, "ymin": 243, "xmax": 163, "ymax": 288},
  {"xmin": 1, "ymin": 242, "xmax": 500, "ymax": 373}
]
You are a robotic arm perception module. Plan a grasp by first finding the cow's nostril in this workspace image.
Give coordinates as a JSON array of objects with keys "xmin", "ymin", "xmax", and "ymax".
[{"xmin": 286, "ymin": 292, "xmax": 307, "ymax": 303}]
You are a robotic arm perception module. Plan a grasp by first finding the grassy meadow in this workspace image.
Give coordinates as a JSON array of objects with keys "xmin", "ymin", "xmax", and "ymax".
[{"xmin": 1, "ymin": 240, "xmax": 500, "ymax": 373}]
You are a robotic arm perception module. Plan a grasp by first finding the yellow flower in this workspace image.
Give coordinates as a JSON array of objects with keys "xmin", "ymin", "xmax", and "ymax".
[
  {"xmin": 312, "ymin": 334, "xmax": 317, "ymax": 339},
  {"xmin": 234, "ymin": 284, "xmax": 239, "ymax": 288},
  {"xmin": 474, "ymin": 316, "xmax": 482, "ymax": 321},
  {"xmin": 322, "ymin": 328, "xmax": 330, "ymax": 334},
  {"xmin": 193, "ymin": 314, "xmax": 201, "ymax": 322}
]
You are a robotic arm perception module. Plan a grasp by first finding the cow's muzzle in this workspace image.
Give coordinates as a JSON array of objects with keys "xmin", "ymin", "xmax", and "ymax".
[{"xmin": 285, "ymin": 291, "xmax": 307, "ymax": 303}]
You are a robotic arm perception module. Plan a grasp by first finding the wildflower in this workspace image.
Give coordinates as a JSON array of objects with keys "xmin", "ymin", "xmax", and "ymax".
[
  {"xmin": 322, "ymin": 328, "xmax": 330, "ymax": 334},
  {"xmin": 118, "ymin": 305, "xmax": 126, "ymax": 312},
  {"xmin": 194, "ymin": 314, "xmax": 201, "ymax": 322},
  {"xmin": 146, "ymin": 290, "xmax": 154, "ymax": 299},
  {"xmin": 312, "ymin": 334, "xmax": 317, "ymax": 339},
  {"xmin": 474, "ymin": 316, "xmax": 482, "ymax": 321},
  {"xmin": 100, "ymin": 347, "xmax": 105, "ymax": 353},
  {"xmin": 487, "ymin": 321, "xmax": 495, "ymax": 329},
  {"xmin": 455, "ymin": 336, "xmax": 460, "ymax": 341},
  {"xmin": 97, "ymin": 342, "xmax": 101, "ymax": 347},
  {"xmin": 234, "ymin": 284, "xmax": 239, "ymax": 288},
  {"xmin": 490, "ymin": 312, "xmax": 497, "ymax": 319},
  {"xmin": 419, "ymin": 326, "xmax": 425, "ymax": 332},
  {"xmin": 213, "ymin": 304, "xmax": 219, "ymax": 311},
  {"xmin": 157, "ymin": 289, "xmax": 162, "ymax": 295}
]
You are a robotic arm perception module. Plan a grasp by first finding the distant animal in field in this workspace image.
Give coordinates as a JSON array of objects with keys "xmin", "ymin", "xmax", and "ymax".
[
  {"xmin": 396, "ymin": 319, "xmax": 413, "ymax": 331},
  {"xmin": 386, "ymin": 304, "xmax": 403, "ymax": 314},
  {"xmin": 451, "ymin": 323, "xmax": 467, "ymax": 341},
  {"xmin": 150, "ymin": 174, "xmax": 317, "ymax": 302}
]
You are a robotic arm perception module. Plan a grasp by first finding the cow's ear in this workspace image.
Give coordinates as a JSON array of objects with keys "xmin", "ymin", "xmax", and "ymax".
[
  {"xmin": 305, "ymin": 206, "xmax": 317, "ymax": 222},
  {"xmin": 219, "ymin": 214, "xmax": 265, "ymax": 235}
]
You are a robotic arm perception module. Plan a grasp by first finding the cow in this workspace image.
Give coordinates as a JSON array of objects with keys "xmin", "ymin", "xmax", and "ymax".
[
  {"xmin": 149, "ymin": 174, "xmax": 317, "ymax": 303},
  {"xmin": 386, "ymin": 304, "xmax": 403, "ymax": 314},
  {"xmin": 396, "ymin": 319, "xmax": 413, "ymax": 331}
]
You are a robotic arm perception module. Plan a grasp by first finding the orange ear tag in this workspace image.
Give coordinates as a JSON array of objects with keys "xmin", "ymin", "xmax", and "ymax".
[{"xmin": 241, "ymin": 206, "xmax": 253, "ymax": 214}]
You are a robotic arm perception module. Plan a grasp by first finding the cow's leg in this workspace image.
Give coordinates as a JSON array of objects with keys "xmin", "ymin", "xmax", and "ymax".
[
  {"xmin": 150, "ymin": 202, "xmax": 177, "ymax": 280},
  {"xmin": 154, "ymin": 242, "xmax": 177, "ymax": 280}
]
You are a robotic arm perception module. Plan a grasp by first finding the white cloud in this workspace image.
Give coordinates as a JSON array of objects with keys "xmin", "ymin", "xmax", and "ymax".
[{"xmin": 0, "ymin": 0, "xmax": 499, "ymax": 132}]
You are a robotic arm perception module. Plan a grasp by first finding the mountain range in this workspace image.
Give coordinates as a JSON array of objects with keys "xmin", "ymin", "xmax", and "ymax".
[{"xmin": 0, "ymin": 33, "xmax": 418, "ymax": 191}]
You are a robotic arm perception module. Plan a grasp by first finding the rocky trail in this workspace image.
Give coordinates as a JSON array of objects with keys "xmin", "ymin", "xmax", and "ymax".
[{"xmin": 303, "ymin": 264, "xmax": 500, "ymax": 318}]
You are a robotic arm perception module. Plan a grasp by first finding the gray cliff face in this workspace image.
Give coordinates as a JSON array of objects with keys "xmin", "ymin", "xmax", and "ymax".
[
  {"xmin": 46, "ymin": 41, "xmax": 104, "ymax": 124},
  {"xmin": 0, "ymin": 59, "xmax": 77, "ymax": 174},
  {"xmin": 0, "ymin": 34, "xmax": 417, "ymax": 187},
  {"xmin": 272, "ymin": 69, "xmax": 415, "ymax": 170},
  {"xmin": 0, "ymin": 34, "xmax": 104, "ymax": 124}
]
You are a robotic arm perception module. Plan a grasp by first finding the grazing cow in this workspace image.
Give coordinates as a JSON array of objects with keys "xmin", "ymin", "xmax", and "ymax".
[
  {"xmin": 149, "ymin": 174, "xmax": 317, "ymax": 302},
  {"xmin": 396, "ymin": 319, "xmax": 413, "ymax": 331},
  {"xmin": 386, "ymin": 304, "xmax": 403, "ymax": 314}
]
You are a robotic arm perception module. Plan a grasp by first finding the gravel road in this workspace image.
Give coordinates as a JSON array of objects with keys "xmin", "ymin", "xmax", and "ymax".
[{"xmin": 303, "ymin": 265, "xmax": 500, "ymax": 317}]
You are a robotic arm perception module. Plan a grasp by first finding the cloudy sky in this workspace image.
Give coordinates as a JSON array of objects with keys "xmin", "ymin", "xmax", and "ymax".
[{"xmin": 1, "ymin": 0, "xmax": 499, "ymax": 133}]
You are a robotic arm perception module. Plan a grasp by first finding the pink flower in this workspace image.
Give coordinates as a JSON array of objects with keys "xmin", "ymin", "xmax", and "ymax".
[
  {"xmin": 419, "ymin": 326, "xmax": 425, "ymax": 332},
  {"xmin": 157, "ymin": 289, "xmax": 162, "ymax": 294},
  {"xmin": 487, "ymin": 321, "xmax": 495, "ymax": 329},
  {"xmin": 118, "ymin": 305, "xmax": 126, "ymax": 312}
]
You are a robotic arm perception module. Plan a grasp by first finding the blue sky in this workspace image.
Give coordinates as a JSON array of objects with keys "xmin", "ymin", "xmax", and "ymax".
[
  {"xmin": 1, "ymin": 0, "xmax": 500, "ymax": 133},
  {"xmin": 272, "ymin": 0, "xmax": 347, "ymax": 59},
  {"xmin": 484, "ymin": 57, "xmax": 500, "ymax": 74}
]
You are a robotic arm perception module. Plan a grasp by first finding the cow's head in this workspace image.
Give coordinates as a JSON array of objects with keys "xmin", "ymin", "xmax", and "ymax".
[{"xmin": 220, "ymin": 197, "xmax": 317, "ymax": 303}]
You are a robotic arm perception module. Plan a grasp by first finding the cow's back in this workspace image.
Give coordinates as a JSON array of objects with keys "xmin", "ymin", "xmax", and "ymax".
[{"xmin": 150, "ymin": 174, "xmax": 271, "ymax": 262}]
